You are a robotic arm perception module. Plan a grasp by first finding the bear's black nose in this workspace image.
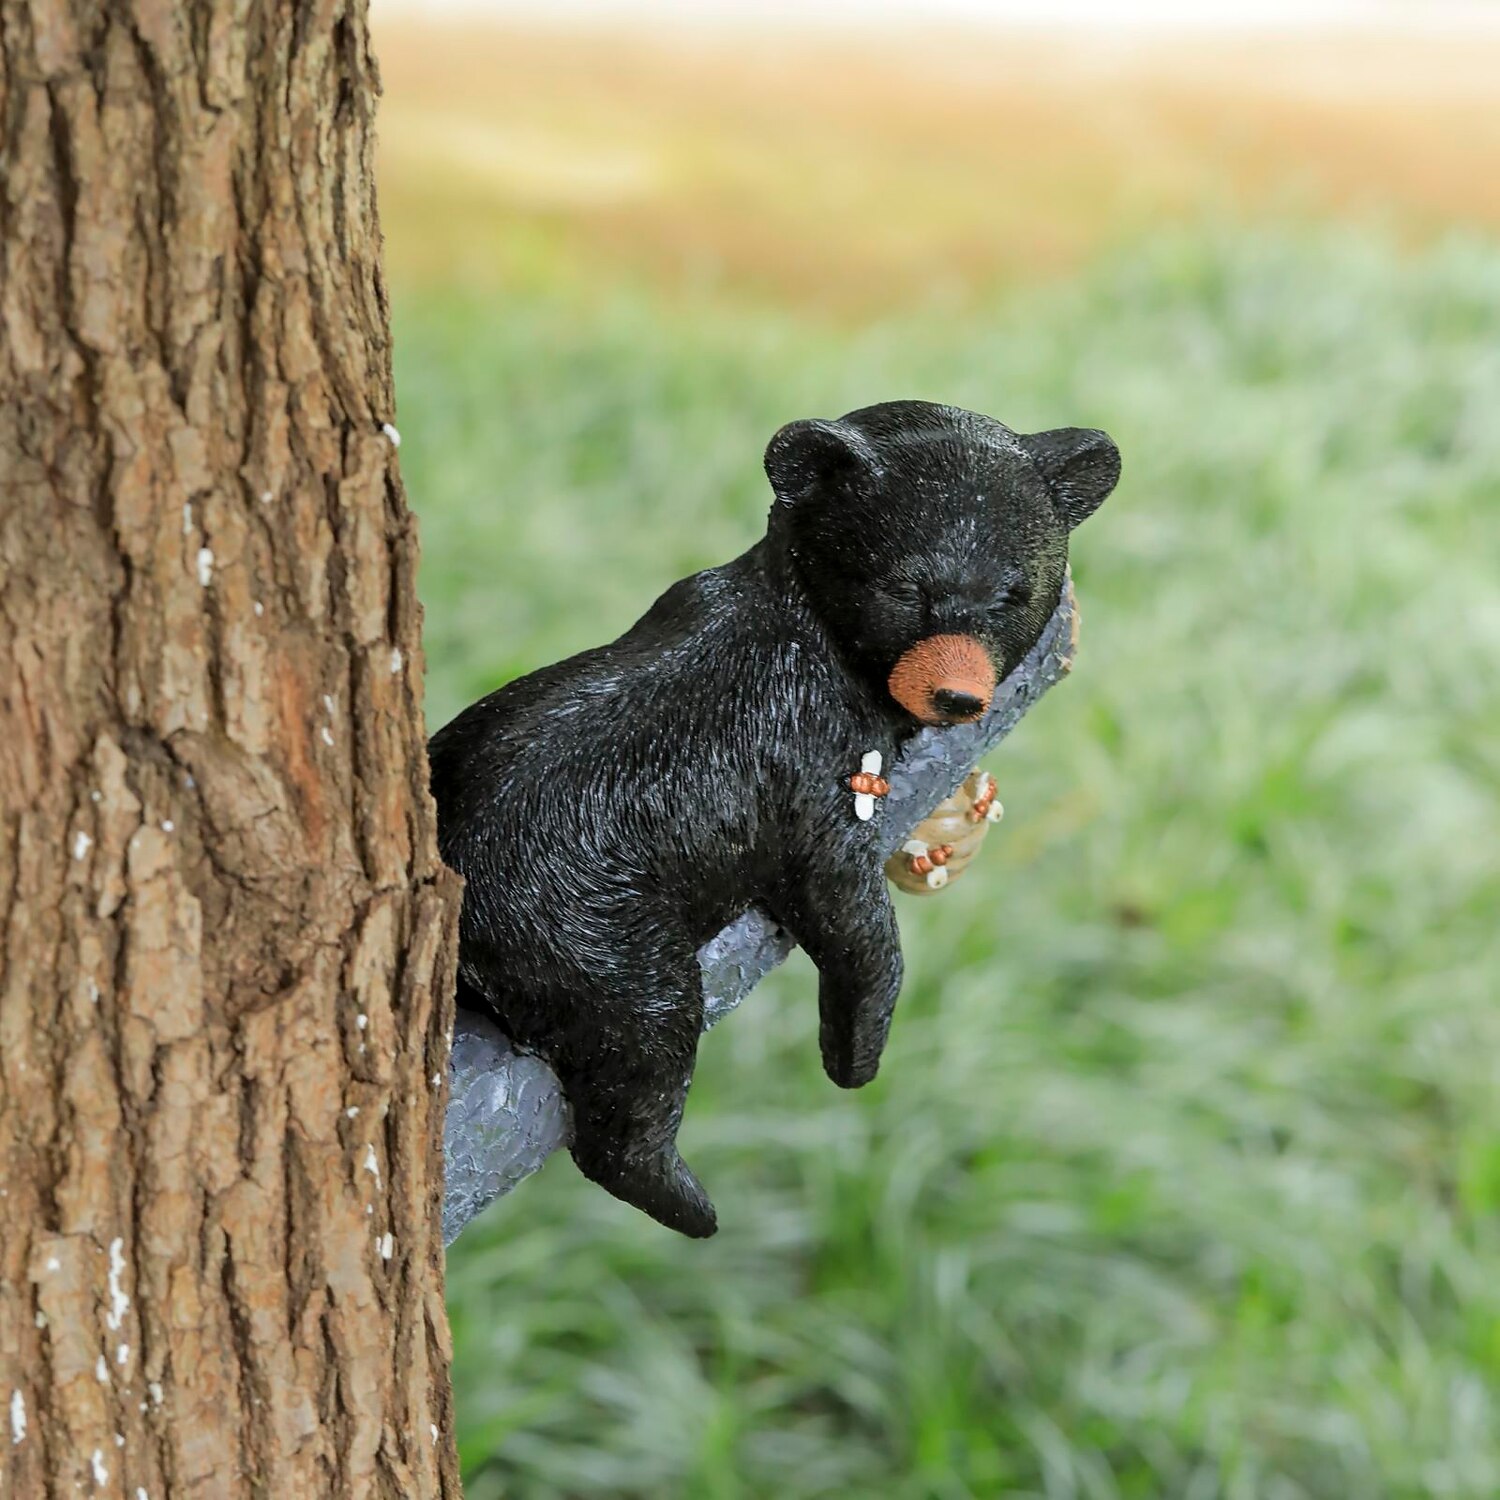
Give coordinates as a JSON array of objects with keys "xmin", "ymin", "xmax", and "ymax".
[{"xmin": 932, "ymin": 688, "xmax": 986, "ymax": 721}]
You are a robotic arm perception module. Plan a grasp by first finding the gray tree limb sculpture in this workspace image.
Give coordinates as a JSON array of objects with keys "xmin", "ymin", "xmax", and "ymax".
[{"xmin": 442, "ymin": 578, "xmax": 1081, "ymax": 1245}]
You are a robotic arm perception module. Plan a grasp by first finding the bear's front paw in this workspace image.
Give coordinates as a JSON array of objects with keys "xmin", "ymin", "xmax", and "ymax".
[
  {"xmin": 816, "ymin": 963, "xmax": 902, "ymax": 1090},
  {"xmin": 819, "ymin": 1028, "xmax": 884, "ymax": 1090},
  {"xmin": 822, "ymin": 1051, "xmax": 880, "ymax": 1090}
]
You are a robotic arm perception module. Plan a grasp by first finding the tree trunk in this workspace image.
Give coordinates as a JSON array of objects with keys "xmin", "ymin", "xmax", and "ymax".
[{"xmin": 0, "ymin": 3, "xmax": 464, "ymax": 1495}]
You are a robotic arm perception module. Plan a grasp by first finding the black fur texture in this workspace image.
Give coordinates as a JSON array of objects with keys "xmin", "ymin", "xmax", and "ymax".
[{"xmin": 428, "ymin": 401, "xmax": 1119, "ymax": 1236}]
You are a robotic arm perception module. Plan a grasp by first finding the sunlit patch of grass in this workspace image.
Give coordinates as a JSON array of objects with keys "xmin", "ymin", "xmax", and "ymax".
[
  {"xmin": 403, "ymin": 228, "xmax": 1500, "ymax": 1498},
  {"xmin": 375, "ymin": 21, "xmax": 1500, "ymax": 315}
]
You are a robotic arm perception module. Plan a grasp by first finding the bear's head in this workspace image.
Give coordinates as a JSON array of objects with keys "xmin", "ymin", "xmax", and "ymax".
[{"xmin": 765, "ymin": 400, "xmax": 1119, "ymax": 726}]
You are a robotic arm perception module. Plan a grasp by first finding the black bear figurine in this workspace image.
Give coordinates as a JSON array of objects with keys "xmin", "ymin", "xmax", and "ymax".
[{"xmin": 428, "ymin": 401, "xmax": 1119, "ymax": 1237}]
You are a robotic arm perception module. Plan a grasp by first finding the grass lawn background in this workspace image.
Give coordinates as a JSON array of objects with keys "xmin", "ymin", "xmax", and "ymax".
[{"xmin": 379, "ymin": 22, "xmax": 1500, "ymax": 1498}]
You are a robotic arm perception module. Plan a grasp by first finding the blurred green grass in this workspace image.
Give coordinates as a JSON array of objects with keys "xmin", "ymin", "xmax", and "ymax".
[{"xmin": 397, "ymin": 230, "xmax": 1500, "ymax": 1499}]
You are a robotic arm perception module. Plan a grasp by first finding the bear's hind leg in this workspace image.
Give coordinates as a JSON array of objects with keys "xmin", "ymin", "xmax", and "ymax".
[{"xmin": 557, "ymin": 963, "xmax": 718, "ymax": 1238}]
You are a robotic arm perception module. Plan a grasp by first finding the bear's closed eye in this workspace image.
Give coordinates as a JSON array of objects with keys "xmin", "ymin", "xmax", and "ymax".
[{"xmin": 987, "ymin": 585, "xmax": 1032, "ymax": 618}]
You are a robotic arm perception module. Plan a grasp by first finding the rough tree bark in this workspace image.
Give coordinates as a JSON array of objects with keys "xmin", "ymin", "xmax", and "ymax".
[{"xmin": 0, "ymin": 2, "xmax": 464, "ymax": 1496}]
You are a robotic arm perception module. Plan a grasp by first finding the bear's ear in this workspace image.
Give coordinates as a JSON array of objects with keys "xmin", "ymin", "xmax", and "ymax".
[
  {"xmin": 1021, "ymin": 427, "xmax": 1121, "ymax": 530},
  {"xmin": 764, "ymin": 419, "xmax": 881, "ymax": 507}
]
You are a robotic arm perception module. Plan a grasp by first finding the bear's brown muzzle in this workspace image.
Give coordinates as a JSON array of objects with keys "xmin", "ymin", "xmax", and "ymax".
[{"xmin": 887, "ymin": 634, "xmax": 996, "ymax": 726}]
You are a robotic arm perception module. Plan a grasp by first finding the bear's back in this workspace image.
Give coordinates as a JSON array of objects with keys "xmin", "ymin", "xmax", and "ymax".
[{"xmin": 428, "ymin": 547, "xmax": 836, "ymax": 941}]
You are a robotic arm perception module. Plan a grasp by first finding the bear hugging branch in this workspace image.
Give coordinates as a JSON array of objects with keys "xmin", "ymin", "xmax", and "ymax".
[{"xmin": 433, "ymin": 402, "xmax": 1119, "ymax": 1246}]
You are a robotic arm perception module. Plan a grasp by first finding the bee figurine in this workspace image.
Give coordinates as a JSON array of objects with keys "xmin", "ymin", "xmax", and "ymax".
[{"xmin": 849, "ymin": 751, "xmax": 891, "ymax": 821}]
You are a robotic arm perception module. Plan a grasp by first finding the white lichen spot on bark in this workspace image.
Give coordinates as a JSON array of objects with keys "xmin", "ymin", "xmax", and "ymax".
[{"xmin": 106, "ymin": 1237, "xmax": 130, "ymax": 1329}]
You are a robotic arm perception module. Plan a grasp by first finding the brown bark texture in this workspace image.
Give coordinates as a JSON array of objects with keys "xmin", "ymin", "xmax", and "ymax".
[{"xmin": 0, "ymin": 1, "xmax": 464, "ymax": 1495}]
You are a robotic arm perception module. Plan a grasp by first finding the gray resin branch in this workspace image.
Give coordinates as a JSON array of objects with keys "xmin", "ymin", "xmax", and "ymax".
[{"xmin": 441, "ymin": 578, "xmax": 1081, "ymax": 1245}]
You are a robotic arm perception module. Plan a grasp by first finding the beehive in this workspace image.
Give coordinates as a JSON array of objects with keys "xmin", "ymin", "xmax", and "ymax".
[{"xmin": 885, "ymin": 768, "xmax": 1004, "ymax": 895}]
